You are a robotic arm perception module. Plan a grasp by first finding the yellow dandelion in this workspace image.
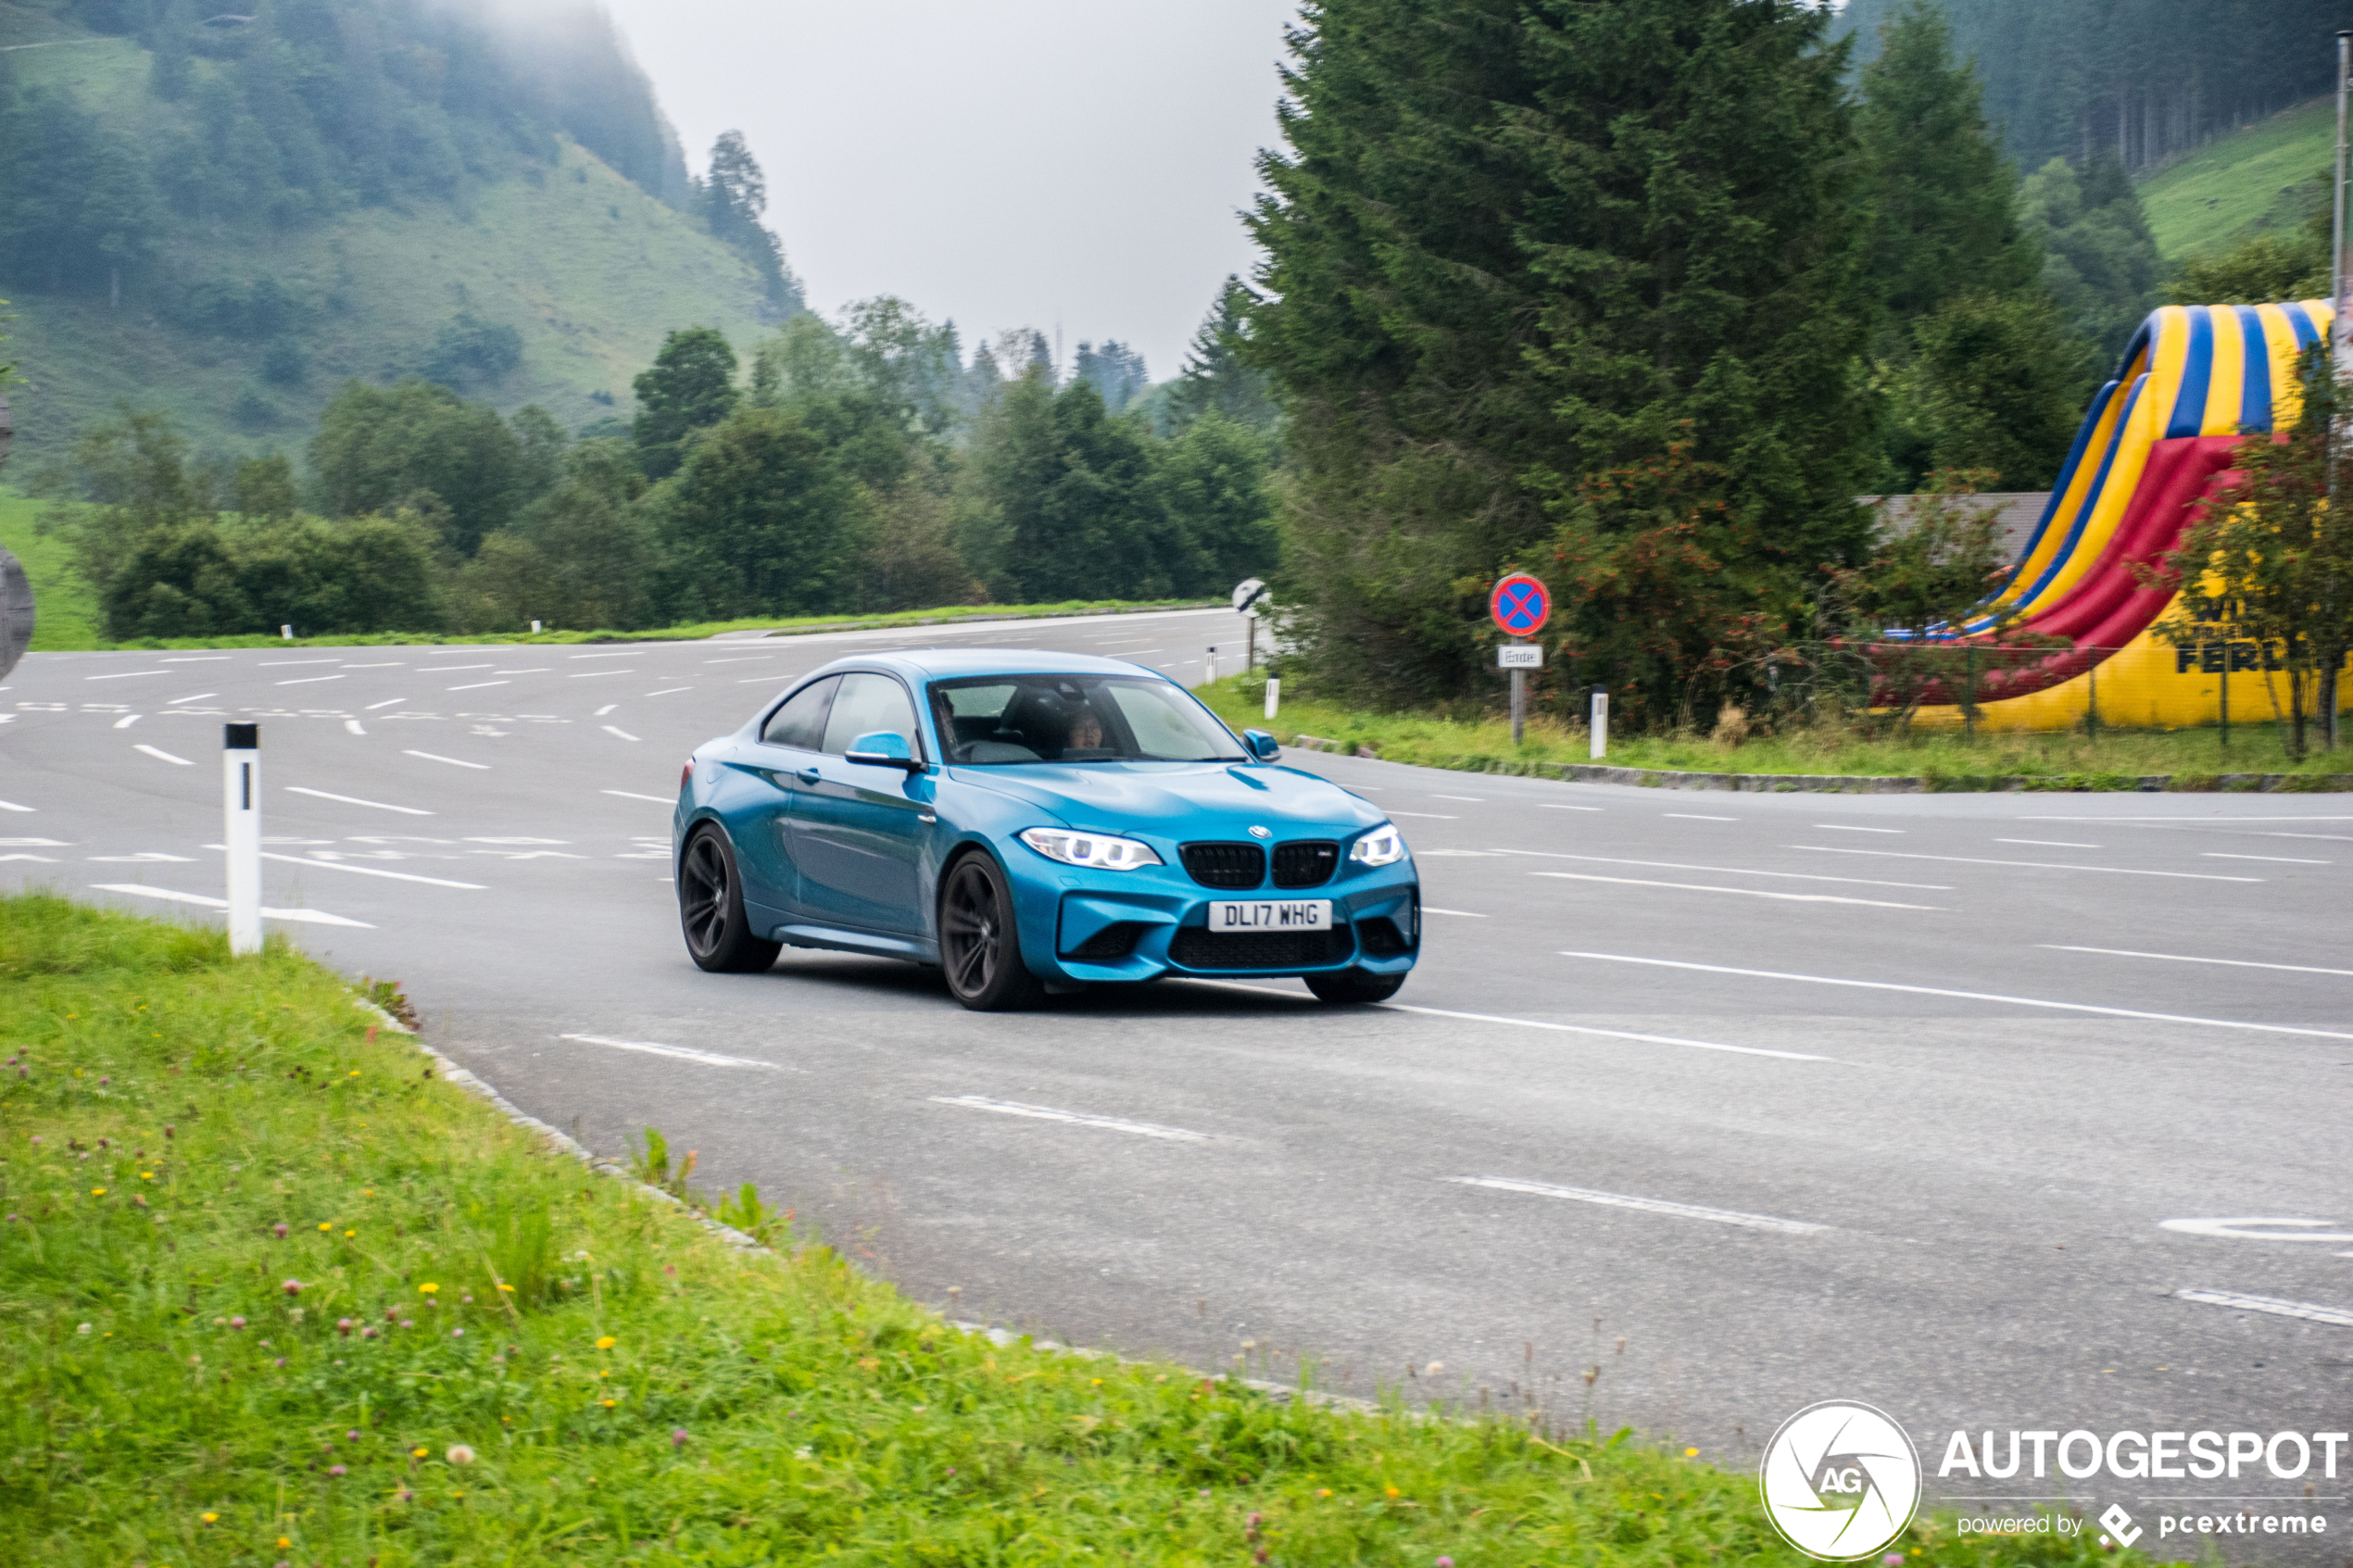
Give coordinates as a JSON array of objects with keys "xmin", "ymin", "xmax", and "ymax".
[
  {"xmin": 595, "ymin": 1336, "xmax": 615, "ymax": 1349},
  {"xmin": 1684, "ymin": 1447, "xmax": 1699, "ymax": 1458},
  {"xmin": 1385, "ymin": 1486, "xmax": 1400, "ymax": 1499},
  {"xmin": 140, "ymin": 1172, "xmax": 154, "ymax": 1180},
  {"xmin": 419, "ymin": 1283, "xmax": 438, "ymax": 1294},
  {"xmin": 345, "ymin": 1230, "xmax": 355, "ymax": 1237},
  {"xmin": 412, "ymin": 1447, "xmax": 429, "ymax": 1459},
  {"xmin": 318, "ymin": 1223, "xmax": 332, "ymax": 1232},
  {"xmin": 1317, "ymin": 1488, "xmax": 1332, "ymax": 1499},
  {"xmin": 497, "ymin": 1283, "xmax": 515, "ymax": 1292},
  {"xmin": 200, "ymin": 1512, "xmax": 218, "ymax": 1524},
  {"xmin": 601, "ymin": 1399, "xmax": 616, "ymax": 1408},
  {"xmin": 278, "ymin": 1537, "xmax": 292, "ymax": 1549},
  {"xmin": 91, "ymin": 1187, "xmax": 106, "ymax": 1197}
]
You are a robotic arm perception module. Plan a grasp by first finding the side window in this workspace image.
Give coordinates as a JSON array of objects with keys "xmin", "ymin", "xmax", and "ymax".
[
  {"xmin": 821, "ymin": 672, "xmax": 920, "ymax": 758},
  {"xmin": 761, "ymin": 676, "xmax": 838, "ymax": 750}
]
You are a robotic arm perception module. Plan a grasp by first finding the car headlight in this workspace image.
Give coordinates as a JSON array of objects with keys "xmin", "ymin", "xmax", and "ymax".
[
  {"xmin": 1018, "ymin": 827, "xmax": 1164, "ymax": 871},
  {"xmin": 1349, "ymin": 822, "xmax": 1408, "ymax": 867}
]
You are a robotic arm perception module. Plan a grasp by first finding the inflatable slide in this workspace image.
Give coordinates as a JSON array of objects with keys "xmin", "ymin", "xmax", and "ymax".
[{"xmin": 1901, "ymin": 298, "xmax": 2347, "ymax": 732}]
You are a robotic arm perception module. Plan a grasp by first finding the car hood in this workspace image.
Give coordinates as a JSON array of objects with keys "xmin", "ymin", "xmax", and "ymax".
[{"xmin": 951, "ymin": 761, "xmax": 1388, "ymax": 838}]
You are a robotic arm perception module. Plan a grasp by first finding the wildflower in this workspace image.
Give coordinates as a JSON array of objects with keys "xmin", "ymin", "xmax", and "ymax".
[
  {"xmin": 347, "ymin": 1430, "xmax": 360, "ymax": 1441},
  {"xmin": 672, "ymin": 1428, "xmax": 689, "ymax": 1449},
  {"xmin": 274, "ymin": 1358, "xmax": 286, "ymax": 1367},
  {"xmin": 288, "ymin": 1308, "xmax": 304, "ymax": 1323},
  {"xmin": 337, "ymin": 1319, "xmax": 354, "ymax": 1336},
  {"xmin": 386, "ymin": 1308, "xmax": 399, "ymax": 1323},
  {"xmin": 1883, "ymin": 1557, "xmax": 1905, "ymax": 1566},
  {"xmin": 201, "ymin": 1512, "xmax": 219, "ymax": 1524},
  {"xmin": 91, "ymin": 1187, "xmax": 106, "ymax": 1197},
  {"xmin": 282, "ymin": 1279, "xmax": 302, "ymax": 1296},
  {"xmin": 1386, "ymin": 1487, "xmax": 1401, "ymax": 1499},
  {"xmin": 344, "ymin": 1230, "xmax": 355, "ymax": 1238},
  {"xmin": 229, "ymin": 1316, "xmax": 245, "ymax": 1330},
  {"xmin": 361, "ymin": 1327, "xmax": 378, "ymax": 1339},
  {"xmin": 272, "ymin": 1223, "xmax": 288, "ymax": 1238},
  {"xmin": 76, "ymin": 1323, "xmax": 91, "ymax": 1336},
  {"xmin": 279, "ymin": 1537, "xmax": 292, "ymax": 1549},
  {"xmin": 328, "ymin": 1464, "xmax": 346, "ymax": 1477},
  {"xmin": 596, "ymin": 1336, "xmax": 616, "ymax": 1350},
  {"xmin": 1684, "ymin": 1447, "xmax": 1699, "ymax": 1458},
  {"xmin": 400, "ymin": 1320, "xmax": 414, "ymax": 1330},
  {"xmin": 601, "ymin": 1399, "xmax": 616, "ymax": 1409},
  {"xmin": 419, "ymin": 1284, "xmax": 438, "ymax": 1295},
  {"xmin": 451, "ymin": 1328, "xmax": 464, "ymax": 1338},
  {"xmin": 447, "ymin": 1445, "xmax": 475, "ymax": 1465},
  {"xmin": 140, "ymin": 1172, "xmax": 153, "ymax": 1180},
  {"xmin": 413, "ymin": 1446, "xmax": 429, "ymax": 1459},
  {"xmin": 396, "ymin": 1487, "xmax": 413, "ymax": 1502},
  {"xmin": 497, "ymin": 1283, "xmax": 514, "ymax": 1292},
  {"xmin": 318, "ymin": 1223, "xmax": 332, "ymax": 1233},
  {"xmin": 1438, "ymin": 1560, "xmax": 1456, "ymax": 1567}
]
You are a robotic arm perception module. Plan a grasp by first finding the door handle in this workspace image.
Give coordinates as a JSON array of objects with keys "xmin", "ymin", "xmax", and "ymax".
[{"xmin": 795, "ymin": 766, "xmax": 822, "ymax": 785}]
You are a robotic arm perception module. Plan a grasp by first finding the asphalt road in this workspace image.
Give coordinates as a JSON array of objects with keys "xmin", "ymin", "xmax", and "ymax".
[{"xmin": 5, "ymin": 605, "xmax": 2350, "ymax": 1553}]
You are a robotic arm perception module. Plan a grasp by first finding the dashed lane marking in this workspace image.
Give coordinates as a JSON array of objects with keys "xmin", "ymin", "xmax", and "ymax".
[
  {"xmin": 558, "ymin": 1033, "xmax": 796, "ymax": 1072},
  {"xmin": 258, "ymin": 658, "xmax": 337, "ymax": 667},
  {"xmin": 88, "ymin": 852, "xmax": 195, "ymax": 862},
  {"xmin": 160, "ymin": 655, "xmax": 230, "ymax": 662},
  {"xmin": 594, "ymin": 704, "xmax": 620, "ymax": 716},
  {"xmin": 569, "ymin": 651, "xmax": 640, "ymax": 659},
  {"xmin": 85, "ymin": 670, "xmax": 170, "ymax": 681},
  {"xmin": 447, "ymin": 681, "xmax": 509, "ymax": 692},
  {"xmin": 1423, "ymin": 907, "xmax": 1489, "ymax": 917},
  {"xmin": 1491, "ymin": 848, "xmax": 1948, "ymax": 889},
  {"xmin": 2204, "ymin": 852, "xmax": 2329, "ymax": 863},
  {"xmin": 133, "ymin": 744, "xmax": 192, "ymax": 765},
  {"xmin": 1442, "ymin": 1176, "xmax": 1830, "ymax": 1235},
  {"xmin": 602, "ymin": 725, "xmax": 642, "ymax": 742},
  {"xmin": 1813, "ymin": 824, "xmax": 1902, "ymax": 833},
  {"xmin": 92, "ymin": 884, "xmax": 372, "ymax": 927},
  {"xmin": 1530, "ymin": 870, "xmax": 1941, "ymax": 910},
  {"xmin": 403, "ymin": 750, "xmax": 489, "ymax": 770},
  {"xmin": 166, "ymin": 693, "xmax": 217, "ymax": 704},
  {"xmin": 284, "ymin": 786, "xmax": 433, "ymax": 816},
  {"xmin": 1432, "ymin": 795, "xmax": 1486, "ymax": 802},
  {"xmin": 1558, "ymin": 951, "xmax": 2353, "ymax": 1043},
  {"xmin": 494, "ymin": 668, "xmax": 551, "ymax": 674},
  {"xmin": 341, "ymin": 661, "xmax": 404, "ymax": 669},
  {"xmin": 2041, "ymin": 944, "xmax": 2353, "ymax": 979},
  {"xmin": 571, "ymin": 670, "xmax": 636, "ymax": 678},
  {"xmin": 1663, "ymin": 813, "xmax": 1737, "ymax": 822},
  {"xmin": 0, "ymin": 800, "xmax": 34, "ymax": 813},
  {"xmin": 277, "ymin": 674, "xmax": 346, "ymax": 685},
  {"xmin": 364, "ymin": 696, "xmax": 408, "ymax": 709},
  {"xmin": 112, "ymin": 714, "xmax": 140, "ymax": 729},
  {"xmin": 1997, "ymin": 838, "xmax": 2100, "ymax": 848},
  {"xmin": 702, "ymin": 656, "xmax": 774, "ymax": 664},
  {"xmin": 928, "ymin": 1095, "xmax": 1208, "ymax": 1142},
  {"xmin": 645, "ymin": 687, "xmax": 693, "ymax": 696},
  {"xmin": 2172, "ymin": 1289, "xmax": 2353, "ymax": 1328},
  {"xmin": 1792, "ymin": 845, "xmax": 2259, "ymax": 881},
  {"xmin": 603, "ymin": 790, "xmax": 673, "ymax": 804},
  {"xmin": 416, "ymin": 664, "xmax": 494, "ymax": 672},
  {"xmin": 344, "ymin": 720, "xmax": 366, "ymax": 735},
  {"xmin": 255, "ymin": 850, "xmax": 484, "ymax": 889},
  {"xmin": 1389, "ymin": 810, "xmax": 1457, "ymax": 820},
  {"xmin": 1540, "ymin": 803, "xmax": 1602, "ymax": 810}
]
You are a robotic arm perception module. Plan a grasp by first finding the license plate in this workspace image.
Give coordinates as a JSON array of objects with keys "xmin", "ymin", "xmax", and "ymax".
[{"xmin": 1207, "ymin": 899, "xmax": 1332, "ymax": 932}]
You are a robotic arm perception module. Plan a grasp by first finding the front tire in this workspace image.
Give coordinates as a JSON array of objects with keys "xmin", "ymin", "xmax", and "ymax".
[
  {"xmin": 1304, "ymin": 967, "xmax": 1405, "ymax": 1004},
  {"xmin": 938, "ymin": 853, "xmax": 1046, "ymax": 1011},
  {"xmin": 678, "ymin": 826, "xmax": 782, "ymax": 974}
]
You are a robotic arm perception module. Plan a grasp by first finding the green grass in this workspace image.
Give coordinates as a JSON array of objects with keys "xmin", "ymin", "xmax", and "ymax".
[
  {"xmin": 2139, "ymin": 96, "xmax": 2334, "ymax": 262},
  {"xmin": 0, "ymin": 22, "xmax": 771, "ymax": 470},
  {"xmin": 1197, "ymin": 676, "xmax": 2353, "ymax": 782},
  {"xmin": 0, "ymin": 891, "xmax": 2148, "ymax": 1566},
  {"xmin": 0, "ymin": 488, "xmax": 98, "ymax": 650}
]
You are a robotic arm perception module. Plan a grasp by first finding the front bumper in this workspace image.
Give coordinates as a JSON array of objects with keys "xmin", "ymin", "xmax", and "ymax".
[{"xmin": 1006, "ymin": 853, "xmax": 1421, "ymax": 984}]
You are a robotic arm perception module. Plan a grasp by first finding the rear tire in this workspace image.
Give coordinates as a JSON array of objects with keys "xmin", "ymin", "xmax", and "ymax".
[
  {"xmin": 938, "ymin": 853, "xmax": 1046, "ymax": 1011},
  {"xmin": 1304, "ymin": 967, "xmax": 1405, "ymax": 1004},
  {"xmin": 678, "ymin": 826, "xmax": 782, "ymax": 974}
]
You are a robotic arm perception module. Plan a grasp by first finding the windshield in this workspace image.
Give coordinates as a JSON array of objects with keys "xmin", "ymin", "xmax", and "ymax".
[{"xmin": 928, "ymin": 674, "xmax": 1247, "ymax": 765}]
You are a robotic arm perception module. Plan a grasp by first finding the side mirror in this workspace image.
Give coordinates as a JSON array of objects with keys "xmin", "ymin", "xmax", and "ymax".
[
  {"xmin": 1242, "ymin": 728, "xmax": 1279, "ymax": 762},
  {"xmin": 844, "ymin": 730, "xmax": 924, "ymax": 771}
]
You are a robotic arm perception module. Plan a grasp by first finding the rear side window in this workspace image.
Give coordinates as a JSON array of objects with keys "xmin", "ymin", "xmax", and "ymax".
[
  {"xmin": 761, "ymin": 676, "xmax": 838, "ymax": 750},
  {"xmin": 821, "ymin": 672, "xmax": 921, "ymax": 757}
]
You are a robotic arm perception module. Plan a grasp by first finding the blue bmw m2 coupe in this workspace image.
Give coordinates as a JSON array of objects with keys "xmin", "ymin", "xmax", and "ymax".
[{"xmin": 673, "ymin": 649, "xmax": 1419, "ymax": 1010}]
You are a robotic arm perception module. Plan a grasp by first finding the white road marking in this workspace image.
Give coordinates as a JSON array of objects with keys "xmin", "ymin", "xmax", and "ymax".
[
  {"xmin": 89, "ymin": 852, "xmax": 195, "ymax": 862},
  {"xmin": 0, "ymin": 800, "xmax": 35, "ymax": 813},
  {"xmin": 1423, "ymin": 907, "xmax": 1489, "ymax": 917},
  {"xmin": 364, "ymin": 696, "xmax": 408, "ymax": 710},
  {"xmin": 1491, "ymin": 848, "xmax": 1949, "ymax": 889},
  {"xmin": 603, "ymin": 790, "xmax": 673, "ymax": 804},
  {"xmin": 259, "ymin": 658, "xmax": 336, "ymax": 667},
  {"xmin": 91, "ymin": 884, "xmax": 373, "ymax": 927},
  {"xmin": 494, "ymin": 668, "xmax": 551, "ymax": 674},
  {"xmin": 447, "ymin": 681, "xmax": 509, "ymax": 691},
  {"xmin": 419, "ymin": 664, "xmax": 495, "ymax": 672},
  {"xmin": 2172, "ymin": 1289, "xmax": 2353, "ymax": 1327},
  {"xmin": 165, "ymin": 692, "xmax": 217, "ymax": 704},
  {"xmin": 1997, "ymin": 838, "xmax": 2100, "ymax": 848},
  {"xmin": 2158, "ymin": 1218, "xmax": 2353, "ymax": 1242},
  {"xmin": 1389, "ymin": 810, "xmax": 1457, "ymax": 819},
  {"xmin": 740, "ymin": 675, "xmax": 792, "ymax": 684},
  {"xmin": 1540, "ymin": 803, "xmax": 1602, "ymax": 810},
  {"xmin": 1432, "ymin": 795, "xmax": 1486, "ymax": 802},
  {"xmin": 86, "ymin": 670, "xmax": 170, "ymax": 681},
  {"xmin": 602, "ymin": 725, "xmax": 641, "ymax": 742},
  {"xmin": 0, "ymin": 853, "xmax": 57, "ymax": 861},
  {"xmin": 341, "ymin": 661, "xmax": 404, "ymax": 669},
  {"xmin": 1189, "ymin": 983, "xmax": 1829, "ymax": 1061},
  {"xmin": 344, "ymin": 720, "xmax": 366, "ymax": 735},
  {"xmin": 2204, "ymin": 851, "xmax": 2330, "ymax": 863},
  {"xmin": 1558, "ymin": 951, "xmax": 2353, "ymax": 1043},
  {"xmin": 1531, "ymin": 871, "xmax": 1940, "ymax": 909},
  {"xmin": 571, "ymin": 670, "xmax": 635, "ymax": 678},
  {"xmin": 570, "ymin": 651, "xmax": 640, "ymax": 659},
  {"xmin": 403, "ymin": 749, "xmax": 489, "ymax": 770},
  {"xmin": 2018, "ymin": 814, "xmax": 2353, "ymax": 822},
  {"xmin": 256, "ymin": 851, "xmax": 484, "ymax": 888},
  {"xmin": 594, "ymin": 704, "xmax": 620, "ymax": 716},
  {"xmin": 0, "ymin": 838, "xmax": 69, "ymax": 845},
  {"xmin": 644, "ymin": 686, "xmax": 692, "ymax": 696},
  {"xmin": 928, "ymin": 1095, "xmax": 1209, "ymax": 1142},
  {"xmin": 160, "ymin": 655, "xmax": 230, "ymax": 662},
  {"xmin": 1813, "ymin": 824, "xmax": 1902, "ymax": 833},
  {"xmin": 1443, "ymin": 1176, "xmax": 1829, "ymax": 1235},
  {"xmin": 112, "ymin": 713, "xmax": 141, "ymax": 729},
  {"xmin": 133, "ymin": 744, "xmax": 193, "ymax": 765},
  {"xmin": 2043, "ymin": 945, "xmax": 2353, "ymax": 979},
  {"xmin": 284, "ymin": 786, "xmax": 433, "ymax": 816},
  {"xmin": 277, "ymin": 674, "xmax": 346, "ymax": 685},
  {"xmin": 702, "ymin": 656, "xmax": 774, "ymax": 664},
  {"xmin": 1664, "ymin": 813, "xmax": 1737, "ymax": 822},
  {"xmin": 1793, "ymin": 845, "xmax": 2259, "ymax": 881},
  {"xmin": 558, "ymin": 1032, "xmax": 793, "ymax": 1071}
]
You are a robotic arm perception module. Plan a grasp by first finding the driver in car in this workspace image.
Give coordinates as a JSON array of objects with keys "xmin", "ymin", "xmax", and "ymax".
[{"xmin": 1063, "ymin": 702, "xmax": 1104, "ymax": 754}]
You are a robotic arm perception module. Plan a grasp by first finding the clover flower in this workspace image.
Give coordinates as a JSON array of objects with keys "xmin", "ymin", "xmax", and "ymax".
[
  {"xmin": 272, "ymin": 1223, "xmax": 288, "ymax": 1239},
  {"xmin": 672, "ymin": 1428, "xmax": 689, "ymax": 1449},
  {"xmin": 328, "ymin": 1464, "xmax": 346, "ymax": 1477},
  {"xmin": 229, "ymin": 1316, "xmax": 245, "ymax": 1330},
  {"xmin": 282, "ymin": 1279, "xmax": 302, "ymax": 1296}
]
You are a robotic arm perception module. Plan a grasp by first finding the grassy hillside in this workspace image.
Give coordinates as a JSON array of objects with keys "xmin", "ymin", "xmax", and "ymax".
[
  {"xmin": 0, "ymin": 488, "xmax": 96, "ymax": 651},
  {"xmin": 2139, "ymin": 96, "xmax": 2334, "ymax": 262},
  {"xmin": 0, "ymin": 17, "xmax": 776, "ymax": 469}
]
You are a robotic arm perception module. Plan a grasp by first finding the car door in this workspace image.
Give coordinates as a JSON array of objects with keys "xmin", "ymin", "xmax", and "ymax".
[
  {"xmin": 735, "ymin": 674, "xmax": 838, "ymax": 925},
  {"xmin": 788, "ymin": 671, "xmax": 933, "ymax": 935}
]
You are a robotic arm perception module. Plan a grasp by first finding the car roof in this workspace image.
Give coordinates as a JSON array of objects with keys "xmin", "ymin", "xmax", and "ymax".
[{"xmin": 809, "ymin": 648, "xmax": 1174, "ymax": 681}]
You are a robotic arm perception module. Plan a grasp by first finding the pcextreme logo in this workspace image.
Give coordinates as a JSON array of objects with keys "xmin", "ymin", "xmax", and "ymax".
[{"xmin": 1759, "ymin": 1401, "xmax": 1924, "ymax": 1562}]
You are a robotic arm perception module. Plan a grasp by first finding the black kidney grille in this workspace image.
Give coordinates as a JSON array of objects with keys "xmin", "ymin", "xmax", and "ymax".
[
  {"xmin": 1180, "ymin": 842, "xmax": 1265, "ymax": 890},
  {"xmin": 1270, "ymin": 841, "xmax": 1339, "ymax": 888},
  {"xmin": 1169, "ymin": 926, "xmax": 1354, "ymax": 971}
]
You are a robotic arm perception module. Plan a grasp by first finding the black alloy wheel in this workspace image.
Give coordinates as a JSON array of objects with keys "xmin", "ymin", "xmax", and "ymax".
[
  {"xmin": 1303, "ymin": 967, "xmax": 1406, "ymax": 1004},
  {"xmin": 938, "ymin": 853, "xmax": 1046, "ymax": 1011},
  {"xmin": 678, "ymin": 827, "xmax": 783, "ymax": 974}
]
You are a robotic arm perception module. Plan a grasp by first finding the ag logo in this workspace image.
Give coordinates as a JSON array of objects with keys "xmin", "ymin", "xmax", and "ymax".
[{"xmin": 1758, "ymin": 1400, "xmax": 1921, "ymax": 1561}]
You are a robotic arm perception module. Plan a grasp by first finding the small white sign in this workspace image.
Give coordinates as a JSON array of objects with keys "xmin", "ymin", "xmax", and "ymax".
[
  {"xmin": 1498, "ymin": 645, "xmax": 1542, "ymax": 669},
  {"xmin": 1232, "ymin": 578, "xmax": 1269, "ymax": 617}
]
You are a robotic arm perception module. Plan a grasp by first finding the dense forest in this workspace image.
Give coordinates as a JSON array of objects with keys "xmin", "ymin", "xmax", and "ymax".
[{"xmin": 1833, "ymin": 0, "xmax": 2353, "ymax": 174}]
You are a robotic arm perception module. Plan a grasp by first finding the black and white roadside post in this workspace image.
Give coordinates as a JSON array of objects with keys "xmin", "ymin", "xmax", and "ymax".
[
  {"xmin": 1590, "ymin": 686, "xmax": 1608, "ymax": 759},
  {"xmin": 1487, "ymin": 573, "xmax": 1550, "ymax": 751},
  {"xmin": 223, "ymin": 723, "xmax": 262, "ymax": 956},
  {"xmin": 1232, "ymin": 578, "xmax": 1268, "ymax": 672}
]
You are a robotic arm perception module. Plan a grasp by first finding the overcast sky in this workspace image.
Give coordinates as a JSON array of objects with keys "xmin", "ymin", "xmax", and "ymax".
[{"xmin": 598, "ymin": 0, "xmax": 1301, "ymax": 384}]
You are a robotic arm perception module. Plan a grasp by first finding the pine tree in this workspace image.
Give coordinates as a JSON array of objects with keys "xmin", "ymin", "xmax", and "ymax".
[
  {"xmin": 1169, "ymin": 277, "xmax": 1277, "ymax": 433},
  {"xmin": 699, "ymin": 132, "xmax": 800, "ymax": 313},
  {"xmin": 2019, "ymin": 151, "xmax": 2160, "ymax": 362},
  {"xmin": 1072, "ymin": 340, "xmax": 1149, "ymax": 413},
  {"xmin": 631, "ymin": 327, "xmax": 740, "ymax": 480}
]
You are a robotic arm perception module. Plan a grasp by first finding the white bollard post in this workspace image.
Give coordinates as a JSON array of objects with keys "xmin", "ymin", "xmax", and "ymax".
[
  {"xmin": 223, "ymin": 722, "xmax": 262, "ymax": 955},
  {"xmin": 1589, "ymin": 687, "xmax": 1608, "ymax": 759},
  {"xmin": 530, "ymin": 619, "xmax": 542, "ymax": 634},
  {"xmin": 280, "ymin": 624, "xmax": 293, "ymax": 640},
  {"xmin": 1265, "ymin": 677, "xmax": 1280, "ymax": 721},
  {"xmin": 1205, "ymin": 646, "xmax": 1218, "ymax": 684}
]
